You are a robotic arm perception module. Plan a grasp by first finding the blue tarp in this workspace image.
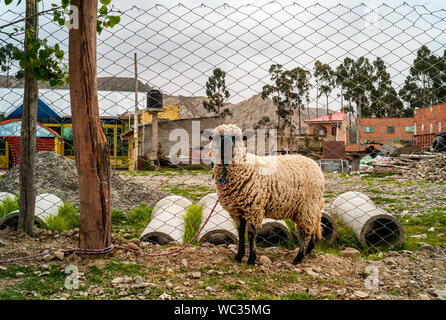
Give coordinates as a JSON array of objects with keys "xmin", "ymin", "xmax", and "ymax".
[{"xmin": 6, "ymin": 98, "xmax": 62, "ymax": 123}]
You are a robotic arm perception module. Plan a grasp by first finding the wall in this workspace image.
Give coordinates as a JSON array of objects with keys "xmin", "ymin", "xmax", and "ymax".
[
  {"xmin": 414, "ymin": 104, "xmax": 446, "ymax": 149},
  {"xmin": 357, "ymin": 117, "xmax": 414, "ymax": 144},
  {"xmin": 141, "ymin": 116, "xmax": 223, "ymax": 159}
]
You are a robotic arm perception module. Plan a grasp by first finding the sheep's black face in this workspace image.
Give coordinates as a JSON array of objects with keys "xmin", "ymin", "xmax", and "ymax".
[{"xmin": 219, "ymin": 135, "xmax": 236, "ymax": 165}]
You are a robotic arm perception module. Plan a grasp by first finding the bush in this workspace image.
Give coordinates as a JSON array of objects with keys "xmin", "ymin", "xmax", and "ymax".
[
  {"xmin": 112, "ymin": 209, "xmax": 127, "ymax": 226},
  {"xmin": 0, "ymin": 196, "xmax": 19, "ymax": 219},
  {"xmin": 183, "ymin": 204, "xmax": 203, "ymax": 244},
  {"xmin": 45, "ymin": 202, "xmax": 79, "ymax": 232}
]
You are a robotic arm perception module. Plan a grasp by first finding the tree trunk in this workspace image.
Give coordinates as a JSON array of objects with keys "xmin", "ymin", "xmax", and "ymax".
[
  {"xmin": 69, "ymin": 0, "xmax": 112, "ymax": 249},
  {"xmin": 316, "ymin": 83, "xmax": 319, "ymax": 118},
  {"xmin": 326, "ymin": 94, "xmax": 329, "ymax": 115},
  {"xmin": 18, "ymin": 0, "xmax": 38, "ymax": 234}
]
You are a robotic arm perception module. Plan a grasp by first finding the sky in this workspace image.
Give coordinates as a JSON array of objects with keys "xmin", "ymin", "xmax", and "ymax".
[{"xmin": 1, "ymin": 0, "xmax": 445, "ymax": 109}]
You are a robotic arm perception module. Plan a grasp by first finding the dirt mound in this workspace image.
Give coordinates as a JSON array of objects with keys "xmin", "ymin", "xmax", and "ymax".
[
  {"xmin": 0, "ymin": 151, "xmax": 164, "ymax": 210},
  {"xmin": 403, "ymin": 153, "xmax": 446, "ymax": 182}
]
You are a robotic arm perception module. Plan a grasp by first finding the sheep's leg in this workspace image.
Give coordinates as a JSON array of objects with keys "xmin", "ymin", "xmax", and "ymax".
[
  {"xmin": 233, "ymin": 217, "xmax": 246, "ymax": 263},
  {"xmin": 247, "ymin": 226, "xmax": 258, "ymax": 265},
  {"xmin": 306, "ymin": 235, "xmax": 317, "ymax": 255},
  {"xmin": 293, "ymin": 232, "xmax": 311, "ymax": 264}
]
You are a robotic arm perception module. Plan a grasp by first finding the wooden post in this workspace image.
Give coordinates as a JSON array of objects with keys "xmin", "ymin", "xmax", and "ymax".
[
  {"xmin": 69, "ymin": 0, "xmax": 112, "ymax": 249},
  {"xmin": 133, "ymin": 53, "xmax": 139, "ymax": 170},
  {"xmin": 18, "ymin": 0, "xmax": 38, "ymax": 234}
]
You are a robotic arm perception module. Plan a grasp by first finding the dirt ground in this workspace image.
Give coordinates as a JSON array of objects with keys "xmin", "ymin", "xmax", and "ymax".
[{"xmin": 0, "ymin": 171, "xmax": 445, "ymax": 300}]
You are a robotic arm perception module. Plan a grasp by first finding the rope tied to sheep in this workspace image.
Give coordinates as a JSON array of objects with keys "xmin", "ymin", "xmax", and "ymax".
[{"xmin": 0, "ymin": 183, "xmax": 227, "ymax": 264}]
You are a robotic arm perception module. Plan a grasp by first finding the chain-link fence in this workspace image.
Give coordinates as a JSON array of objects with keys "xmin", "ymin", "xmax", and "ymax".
[{"xmin": 0, "ymin": 2, "xmax": 445, "ymax": 255}]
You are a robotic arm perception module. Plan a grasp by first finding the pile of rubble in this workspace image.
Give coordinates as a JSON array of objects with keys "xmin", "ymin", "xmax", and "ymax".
[
  {"xmin": 403, "ymin": 153, "xmax": 446, "ymax": 182},
  {"xmin": 0, "ymin": 151, "xmax": 165, "ymax": 210}
]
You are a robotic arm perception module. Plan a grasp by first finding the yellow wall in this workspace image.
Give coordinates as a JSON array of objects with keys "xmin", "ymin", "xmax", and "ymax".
[{"xmin": 140, "ymin": 104, "xmax": 180, "ymax": 123}]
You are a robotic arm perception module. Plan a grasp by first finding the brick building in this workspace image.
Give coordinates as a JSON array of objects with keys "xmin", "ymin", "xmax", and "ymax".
[
  {"xmin": 413, "ymin": 104, "xmax": 446, "ymax": 149},
  {"xmin": 305, "ymin": 109, "xmax": 348, "ymax": 143},
  {"xmin": 357, "ymin": 117, "xmax": 415, "ymax": 145}
]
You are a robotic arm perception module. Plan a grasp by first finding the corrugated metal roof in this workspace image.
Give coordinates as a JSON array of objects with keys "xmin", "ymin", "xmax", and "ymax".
[{"xmin": 0, "ymin": 88, "xmax": 146, "ymax": 119}]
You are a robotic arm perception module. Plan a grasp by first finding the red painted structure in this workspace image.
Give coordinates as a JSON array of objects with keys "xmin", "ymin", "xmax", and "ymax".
[{"xmin": 414, "ymin": 104, "xmax": 446, "ymax": 149}]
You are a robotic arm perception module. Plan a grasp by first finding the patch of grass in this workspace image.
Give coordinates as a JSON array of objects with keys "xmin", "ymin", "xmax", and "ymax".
[
  {"xmin": 127, "ymin": 204, "xmax": 153, "ymax": 229},
  {"xmin": 389, "ymin": 289, "xmax": 400, "ymax": 296},
  {"xmin": 45, "ymin": 202, "xmax": 79, "ymax": 232},
  {"xmin": 161, "ymin": 184, "xmax": 213, "ymax": 202},
  {"xmin": 368, "ymin": 188, "xmax": 384, "ymax": 194},
  {"xmin": 0, "ymin": 195, "xmax": 19, "ymax": 218},
  {"xmin": 183, "ymin": 204, "xmax": 203, "ymax": 243},
  {"xmin": 332, "ymin": 217, "xmax": 363, "ymax": 251},
  {"xmin": 111, "ymin": 209, "xmax": 127, "ymax": 226},
  {"xmin": 370, "ymin": 196, "xmax": 400, "ymax": 204},
  {"xmin": 281, "ymin": 292, "xmax": 317, "ymax": 300}
]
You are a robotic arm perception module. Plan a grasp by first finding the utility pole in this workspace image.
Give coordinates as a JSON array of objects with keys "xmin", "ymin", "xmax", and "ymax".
[{"xmin": 133, "ymin": 52, "xmax": 139, "ymax": 170}]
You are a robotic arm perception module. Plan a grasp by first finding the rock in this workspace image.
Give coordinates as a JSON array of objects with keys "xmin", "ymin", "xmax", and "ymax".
[
  {"xmin": 129, "ymin": 238, "xmax": 140, "ymax": 246},
  {"xmin": 259, "ymin": 255, "xmax": 272, "ymax": 265},
  {"xmin": 308, "ymin": 288, "xmax": 319, "ymax": 296},
  {"xmin": 166, "ymin": 282, "xmax": 173, "ymax": 289},
  {"xmin": 340, "ymin": 248, "xmax": 361, "ymax": 258},
  {"xmin": 123, "ymin": 276, "xmax": 133, "ymax": 284},
  {"xmin": 409, "ymin": 234, "xmax": 427, "ymax": 239},
  {"xmin": 43, "ymin": 253, "xmax": 54, "ymax": 262},
  {"xmin": 128, "ymin": 243, "xmax": 140, "ymax": 251},
  {"xmin": 201, "ymin": 242, "xmax": 213, "ymax": 248},
  {"xmin": 40, "ymin": 264, "xmax": 50, "ymax": 271},
  {"xmin": 112, "ymin": 277, "xmax": 124, "ymax": 285},
  {"xmin": 0, "ymin": 239, "xmax": 8, "ymax": 247},
  {"xmin": 354, "ymin": 290, "xmax": 369, "ymax": 298},
  {"xmin": 159, "ymin": 293, "xmax": 172, "ymax": 300},
  {"xmin": 207, "ymin": 269, "xmax": 215, "ymax": 275},
  {"xmin": 134, "ymin": 276, "xmax": 143, "ymax": 286},
  {"xmin": 0, "ymin": 266, "xmax": 7, "ymax": 271},
  {"xmin": 54, "ymin": 251, "xmax": 64, "ymax": 261},
  {"xmin": 432, "ymin": 289, "xmax": 446, "ymax": 300},
  {"xmin": 16, "ymin": 272, "xmax": 25, "ymax": 278},
  {"xmin": 238, "ymin": 280, "xmax": 246, "ymax": 285},
  {"xmin": 418, "ymin": 244, "xmax": 435, "ymax": 253},
  {"xmin": 181, "ymin": 259, "xmax": 188, "ymax": 268},
  {"xmin": 305, "ymin": 269, "xmax": 319, "ymax": 278},
  {"xmin": 205, "ymin": 286, "xmax": 214, "ymax": 292},
  {"xmin": 191, "ymin": 271, "xmax": 202, "ymax": 279}
]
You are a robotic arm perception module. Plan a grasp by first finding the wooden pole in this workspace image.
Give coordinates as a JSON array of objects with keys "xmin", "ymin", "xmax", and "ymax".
[
  {"xmin": 69, "ymin": 0, "xmax": 112, "ymax": 249},
  {"xmin": 18, "ymin": 0, "xmax": 38, "ymax": 234},
  {"xmin": 134, "ymin": 52, "xmax": 139, "ymax": 170}
]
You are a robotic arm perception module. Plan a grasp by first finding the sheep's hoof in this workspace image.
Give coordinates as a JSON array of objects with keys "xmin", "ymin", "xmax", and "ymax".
[
  {"xmin": 247, "ymin": 256, "xmax": 256, "ymax": 265},
  {"xmin": 232, "ymin": 255, "xmax": 244, "ymax": 263},
  {"xmin": 292, "ymin": 257, "xmax": 304, "ymax": 265}
]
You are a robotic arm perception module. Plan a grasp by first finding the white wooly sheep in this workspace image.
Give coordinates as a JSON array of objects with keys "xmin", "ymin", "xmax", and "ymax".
[{"xmin": 210, "ymin": 124, "xmax": 324, "ymax": 265}]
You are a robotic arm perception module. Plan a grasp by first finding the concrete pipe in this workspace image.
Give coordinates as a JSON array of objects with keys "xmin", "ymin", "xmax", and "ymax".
[
  {"xmin": 34, "ymin": 193, "xmax": 64, "ymax": 221},
  {"xmin": 197, "ymin": 193, "xmax": 238, "ymax": 245},
  {"xmin": 139, "ymin": 195, "xmax": 192, "ymax": 245},
  {"xmin": 331, "ymin": 191, "xmax": 404, "ymax": 249},
  {"xmin": 0, "ymin": 193, "xmax": 63, "ymax": 230},
  {"xmin": 321, "ymin": 210, "xmax": 338, "ymax": 245},
  {"xmin": 257, "ymin": 218, "xmax": 293, "ymax": 246},
  {"xmin": 0, "ymin": 210, "xmax": 47, "ymax": 230}
]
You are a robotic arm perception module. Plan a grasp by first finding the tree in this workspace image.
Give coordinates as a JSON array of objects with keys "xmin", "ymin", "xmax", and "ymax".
[
  {"xmin": 261, "ymin": 64, "xmax": 311, "ymax": 135},
  {"xmin": 3, "ymin": 0, "xmax": 120, "ymax": 245},
  {"xmin": 370, "ymin": 57, "xmax": 404, "ymax": 117},
  {"xmin": 314, "ymin": 60, "xmax": 335, "ymax": 115},
  {"xmin": 203, "ymin": 68, "xmax": 231, "ymax": 116},
  {"xmin": 399, "ymin": 45, "xmax": 446, "ymax": 111},
  {"xmin": 0, "ymin": 44, "xmax": 23, "ymax": 87}
]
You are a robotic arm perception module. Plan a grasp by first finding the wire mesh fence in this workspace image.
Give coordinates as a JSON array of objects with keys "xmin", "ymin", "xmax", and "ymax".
[{"xmin": 0, "ymin": 2, "xmax": 445, "ymax": 255}]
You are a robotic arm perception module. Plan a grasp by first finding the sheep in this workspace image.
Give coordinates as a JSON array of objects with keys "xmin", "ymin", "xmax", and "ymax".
[{"xmin": 210, "ymin": 124, "xmax": 324, "ymax": 265}]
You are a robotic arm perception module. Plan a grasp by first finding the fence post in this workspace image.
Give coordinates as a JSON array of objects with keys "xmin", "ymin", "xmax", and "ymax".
[{"xmin": 69, "ymin": 0, "xmax": 112, "ymax": 249}]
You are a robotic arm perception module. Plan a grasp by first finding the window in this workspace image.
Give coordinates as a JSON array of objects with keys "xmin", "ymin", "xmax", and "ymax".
[
  {"xmin": 63, "ymin": 139, "xmax": 75, "ymax": 156},
  {"xmin": 314, "ymin": 126, "xmax": 327, "ymax": 136},
  {"xmin": 364, "ymin": 126, "xmax": 374, "ymax": 133},
  {"xmin": 387, "ymin": 126, "xmax": 395, "ymax": 134},
  {"xmin": 405, "ymin": 126, "xmax": 414, "ymax": 133}
]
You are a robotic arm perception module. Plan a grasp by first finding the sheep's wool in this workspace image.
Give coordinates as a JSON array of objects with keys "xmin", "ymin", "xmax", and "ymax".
[{"xmin": 212, "ymin": 124, "xmax": 324, "ymax": 239}]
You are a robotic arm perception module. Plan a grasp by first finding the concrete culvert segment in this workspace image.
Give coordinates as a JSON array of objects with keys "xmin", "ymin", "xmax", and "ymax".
[
  {"xmin": 331, "ymin": 191, "xmax": 404, "ymax": 249},
  {"xmin": 197, "ymin": 193, "xmax": 238, "ymax": 245},
  {"xmin": 257, "ymin": 219, "xmax": 292, "ymax": 246},
  {"xmin": 0, "ymin": 210, "xmax": 46, "ymax": 230},
  {"xmin": 0, "ymin": 192, "xmax": 17, "ymax": 203},
  {"xmin": 321, "ymin": 210, "xmax": 337, "ymax": 245},
  {"xmin": 139, "ymin": 195, "xmax": 192, "ymax": 245},
  {"xmin": 0, "ymin": 193, "xmax": 63, "ymax": 230}
]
